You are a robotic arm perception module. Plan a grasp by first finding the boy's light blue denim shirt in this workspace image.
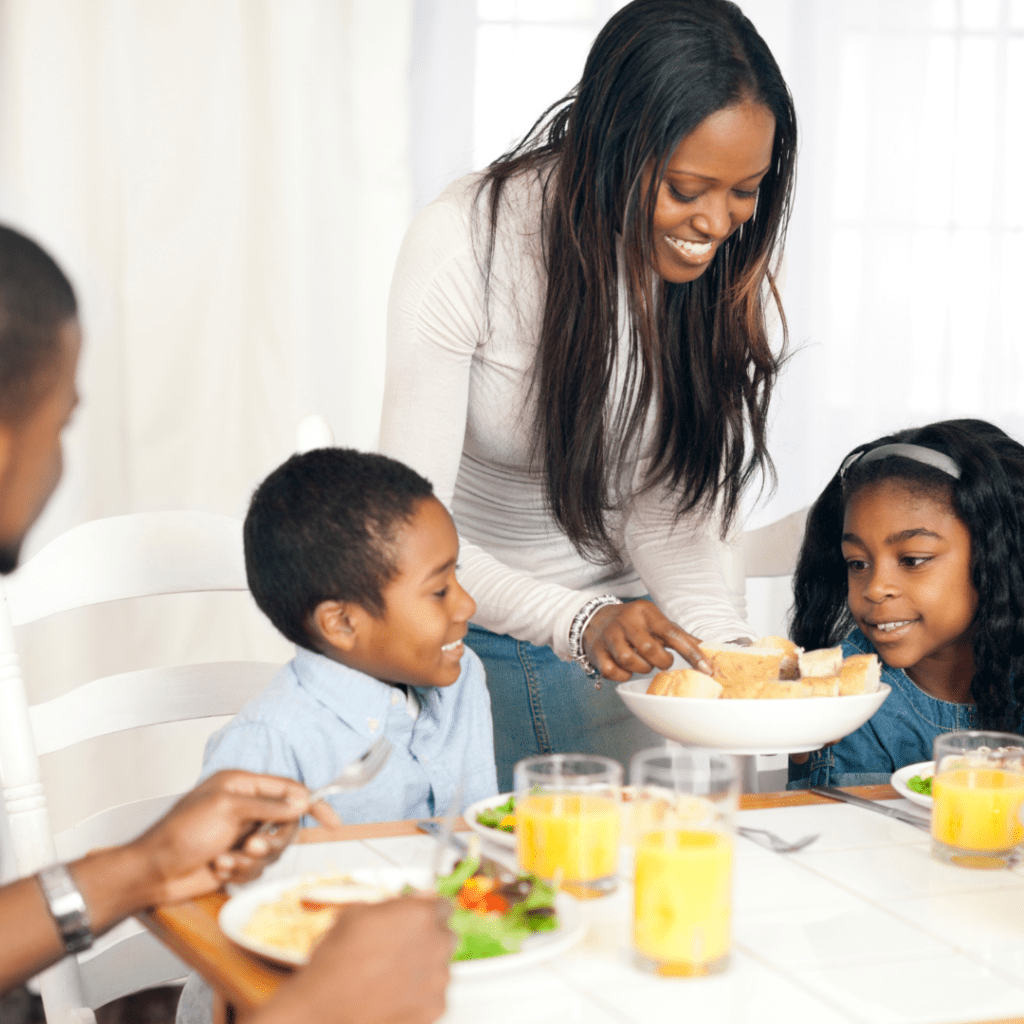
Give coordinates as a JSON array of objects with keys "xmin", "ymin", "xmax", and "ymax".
[
  {"xmin": 788, "ymin": 627, "xmax": 980, "ymax": 789},
  {"xmin": 199, "ymin": 644, "xmax": 498, "ymax": 823}
]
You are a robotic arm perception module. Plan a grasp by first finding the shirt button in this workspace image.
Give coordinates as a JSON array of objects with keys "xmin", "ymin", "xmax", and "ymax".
[
  {"xmin": 367, "ymin": 718, "xmax": 379, "ymax": 731},
  {"xmin": 391, "ymin": 691, "xmax": 402, "ymax": 706}
]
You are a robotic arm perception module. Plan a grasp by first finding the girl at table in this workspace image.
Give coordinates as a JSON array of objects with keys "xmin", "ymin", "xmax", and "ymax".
[
  {"xmin": 380, "ymin": 0, "xmax": 797, "ymax": 788},
  {"xmin": 788, "ymin": 419, "xmax": 1024, "ymax": 789}
]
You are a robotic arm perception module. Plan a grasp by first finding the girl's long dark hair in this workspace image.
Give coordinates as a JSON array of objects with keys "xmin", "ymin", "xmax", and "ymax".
[
  {"xmin": 478, "ymin": 0, "xmax": 797, "ymax": 566},
  {"xmin": 791, "ymin": 419, "xmax": 1024, "ymax": 732}
]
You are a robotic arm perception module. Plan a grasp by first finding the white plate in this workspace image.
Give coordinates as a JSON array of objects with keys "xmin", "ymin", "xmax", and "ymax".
[
  {"xmin": 465, "ymin": 794, "xmax": 517, "ymax": 850},
  {"xmin": 891, "ymin": 760, "xmax": 935, "ymax": 809},
  {"xmin": 219, "ymin": 866, "xmax": 585, "ymax": 978},
  {"xmin": 616, "ymin": 680, "xmax": 890, "ymax": 754}
]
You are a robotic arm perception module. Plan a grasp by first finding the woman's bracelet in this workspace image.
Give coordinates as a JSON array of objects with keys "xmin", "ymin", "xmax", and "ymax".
[{"xmin": 568, "ymin": 595, "xmax": 623, "ymax": 679}]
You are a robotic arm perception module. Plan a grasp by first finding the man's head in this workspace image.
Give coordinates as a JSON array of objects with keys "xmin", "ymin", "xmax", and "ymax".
[
  {"xmin": 0, "ymin": 226, "xmax": 80, "ymax": 573},
  {"xmin": 244, "ymin": 448, "xmax": 476, "ymax": 687}
]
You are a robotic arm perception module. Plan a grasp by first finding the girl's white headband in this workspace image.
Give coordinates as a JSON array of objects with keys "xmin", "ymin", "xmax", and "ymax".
[{"xmin": 840, "ymin": 443, "xmax": 961, "ymax": 481}]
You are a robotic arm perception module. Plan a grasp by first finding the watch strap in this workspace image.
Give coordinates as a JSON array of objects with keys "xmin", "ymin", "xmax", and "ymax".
[{"xmin": 37, "ymin": 862, "xmax": 93, "ymax": 954}]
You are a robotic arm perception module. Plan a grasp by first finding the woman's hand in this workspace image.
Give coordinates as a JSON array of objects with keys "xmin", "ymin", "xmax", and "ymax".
[{"xmin": 582, "ymin": 600, "xmax": 713, "ymax": 682}]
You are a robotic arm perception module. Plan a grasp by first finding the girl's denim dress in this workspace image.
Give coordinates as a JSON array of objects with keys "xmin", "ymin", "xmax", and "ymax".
[{"xmin": 787, "ymin": 627, "xmax": 980, "ymax": 788}]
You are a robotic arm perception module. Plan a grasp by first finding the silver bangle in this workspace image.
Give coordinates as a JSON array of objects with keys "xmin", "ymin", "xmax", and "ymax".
[
  {"xmin": 37, "ymin": 863, "xmax": 93, "ymax": 954},
  {"xmin": 568, "ymin": 595, "xmax": 622, "ymax": 679}
]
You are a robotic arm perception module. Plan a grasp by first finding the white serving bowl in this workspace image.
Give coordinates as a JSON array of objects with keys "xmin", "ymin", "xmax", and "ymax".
[{"xmin": 616, "ymin": 680, "xmax": 890, "ymax": 754}]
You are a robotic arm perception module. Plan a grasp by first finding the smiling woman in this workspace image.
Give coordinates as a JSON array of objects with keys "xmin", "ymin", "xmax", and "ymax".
[
  {"xmin": 380, "ymin": 0, "xmax": 798, "ymax": 789},
  {"xmin": 649, "ymin": 102, "xmax": 776, "ymax": 284}
]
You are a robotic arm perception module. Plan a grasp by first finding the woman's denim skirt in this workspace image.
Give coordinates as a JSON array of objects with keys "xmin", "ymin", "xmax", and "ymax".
[{"xmin": 465, "ymin": 622, "xmax": 663, "ymax": 792}]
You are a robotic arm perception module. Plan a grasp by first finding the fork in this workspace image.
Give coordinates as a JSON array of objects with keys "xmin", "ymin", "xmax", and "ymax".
[
  {"xmin": 255, "ymin": 734, "xmax": 393, "ymax": 839},
  {"xmin": 737, "ymin": 825, "xmax": 819, "ymax": 854}
]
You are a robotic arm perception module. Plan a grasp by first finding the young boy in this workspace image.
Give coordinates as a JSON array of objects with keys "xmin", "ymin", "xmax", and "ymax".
[{"xmin": 198, "ymin": 446, "xmax": 498, "ymax": 823}]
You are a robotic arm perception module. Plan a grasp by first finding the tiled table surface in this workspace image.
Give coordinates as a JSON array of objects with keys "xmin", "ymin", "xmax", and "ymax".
[{"xmin": 244, "ymin": 797, "xmax": 1024, "ymax": 1024}]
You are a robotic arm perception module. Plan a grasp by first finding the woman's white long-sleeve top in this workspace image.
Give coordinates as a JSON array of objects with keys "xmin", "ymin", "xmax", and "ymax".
[{"xmin": 380, "ymin": 170, "xmax": 751, "ymax": 661}]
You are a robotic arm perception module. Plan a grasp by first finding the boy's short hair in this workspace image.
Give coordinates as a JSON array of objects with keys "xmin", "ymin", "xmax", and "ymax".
[
  {"xmin": 0, "ymin": 225, "xmax": 78, "ymax": 424},
  {"xmin": 244, "ymin": 448, "xmax": 435, "ymax": 649}
]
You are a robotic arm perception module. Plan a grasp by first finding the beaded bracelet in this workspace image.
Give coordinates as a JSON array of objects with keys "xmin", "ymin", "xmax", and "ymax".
[{"xmin": 568, "ymin": 594, "xmax": 623, "ymax": 679}]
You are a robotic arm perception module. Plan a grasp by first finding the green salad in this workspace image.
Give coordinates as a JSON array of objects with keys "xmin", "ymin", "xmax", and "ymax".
[
  {"xmin": 907, "ymin": 774, "xmax": 933, "ymax": 796},
  {"xmin": 436, "ymin": 854, "xmax": 557, "ymax": 961},
  {"xmin": 475, "ymin": 794, "xmax": 516, "ymax": 833}
]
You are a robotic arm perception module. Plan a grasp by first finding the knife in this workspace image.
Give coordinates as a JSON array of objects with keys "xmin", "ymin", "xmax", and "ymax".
[{"xmin": 810, "ymin": 787, "xmax": 932, "ymax": 833}]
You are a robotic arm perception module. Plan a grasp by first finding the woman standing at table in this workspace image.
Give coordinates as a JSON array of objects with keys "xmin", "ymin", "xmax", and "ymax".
[{"xmin": 380, "ymin": 0, "xmax": 796, "ymax": 789}]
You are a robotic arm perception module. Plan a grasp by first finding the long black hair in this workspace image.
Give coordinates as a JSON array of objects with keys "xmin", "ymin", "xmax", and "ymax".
[
  {"xmin": 479, "ymin": 0, "xmax": 797, "ymax": 566},
  {"xmin": 791, "ymin": 419, "xmax": 1024, "ymax": 732}
]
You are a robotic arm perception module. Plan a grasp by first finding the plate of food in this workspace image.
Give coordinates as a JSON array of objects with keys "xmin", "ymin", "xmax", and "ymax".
[
  {"xmin": 466, "ymin": 793, "xmax": 517, "ymax": 850},
  {"xmin": 219, "ymin": 860, "xmax": 585, "ymax": 978},
  {"xmin": 890, "ymin": 761, "xmax": 934, "ymax": 809},
  {"xmin": 616, "ymin": 637, "xmax": 890, "ymax": 754}
]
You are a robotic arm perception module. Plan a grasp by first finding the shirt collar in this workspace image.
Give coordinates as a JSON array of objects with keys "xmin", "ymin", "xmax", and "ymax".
[{"xmin": 292, "ymin": 645, "xmax": 397, "ymax": 739}]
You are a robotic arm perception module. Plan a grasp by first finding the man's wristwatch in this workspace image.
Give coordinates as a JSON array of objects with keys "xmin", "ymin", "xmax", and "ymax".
[{"xmin": 37, "ymin": 862, "xmax": 93, "ymax": 954}]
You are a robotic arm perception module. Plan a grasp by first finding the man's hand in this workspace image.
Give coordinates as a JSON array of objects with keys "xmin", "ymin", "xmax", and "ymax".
[
  {"xmin": 583, "ymin": 599, "xmax": 713, "ymax": 681},
  {"xmin": 124, "ymin": 771, "xmax": 312, "ymax": 906},
  {"xmin": 250, "ymin": 896, "xmax": 456, "ymax": 1024}
]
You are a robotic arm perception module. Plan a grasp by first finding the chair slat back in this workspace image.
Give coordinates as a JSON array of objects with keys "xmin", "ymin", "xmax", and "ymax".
[
  {"xmin": 719, "ymin": 507, "xmax": 809, "ymax": 629},
  {"xmin": 54, "ymin": 794, "xmax": 181, "ymax": 864},
  {"xmin": 29, "ymin": 662, "xmax": 278, "ymax": 755},
  {"xmin": 0, "ymin": 509, "xmax": 284, "ymax": 1022},
  {"xmin": 2, "ymin": 512, "xmax": 247, "ymax": 623},
  {"xmin": 741, "ymin": 507, "xmax": 809, "ymax": 579}
]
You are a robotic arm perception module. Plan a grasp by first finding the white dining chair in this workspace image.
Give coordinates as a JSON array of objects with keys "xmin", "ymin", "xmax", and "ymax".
[
  {"xmin": 0, "ymin": 511, "xmax": 282, "ymax": 1022},
  {"xmin": 0, "ymin": 417, "xmax": 337, "ymax": 1024},
  {"xmin": 719, "ymin": 506, "xmax": 809, "ymax": 624}
]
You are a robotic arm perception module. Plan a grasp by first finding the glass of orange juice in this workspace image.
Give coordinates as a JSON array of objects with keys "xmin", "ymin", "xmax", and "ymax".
[
  {"xmin": 931, "ymin": 731, "xmax": 1024, "ymax": 869},
  {"xmin": 514, "ymin": 754, "xmax": 622, "ymax": 899},
  {"xmin": 629, "ymin": 747, "xmax": 738, "ymax": 977}
]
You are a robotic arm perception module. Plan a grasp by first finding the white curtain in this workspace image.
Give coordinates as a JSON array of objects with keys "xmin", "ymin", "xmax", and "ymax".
[
  {"xmin": 0, "ymin": 0, "xmax": 412, "ymax": 834},
  {"xmin": 742, "ymin": 0, "xmax": 1024, "ymax": 636}
]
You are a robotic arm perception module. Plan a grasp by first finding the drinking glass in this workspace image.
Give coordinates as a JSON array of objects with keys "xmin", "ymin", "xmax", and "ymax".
[
  {"xmin": 514, "ymin": 753, "xmax": 622, "ymax": 899},
  {"xmin": 931, "ymin": 731, "xmax": 1024, "ymax": 868},
  {"xmin": 629, "ymin": 747, "xmax": 738, "ymax": 977}
]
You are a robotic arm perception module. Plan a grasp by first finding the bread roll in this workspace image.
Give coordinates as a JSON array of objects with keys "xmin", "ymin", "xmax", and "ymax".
[
  {"xmin": 699, "ymin": 643, "xmax": 783, "ymax": 699},
  {"xmin": 839, "ymin": 654, "xmax": 882, "ymax": 695},
  {"xmin": 807, "ymin": 678, "xmax": 840, "ymax": 697},
  {"xmin": 647, "ymin": 669, "xmax": 724, "ymax": 699},
  {"xmin": 797, "ymin": 646, "xmax": 844, "ymax": 677},
  {"xmin": 756, "ymin": 635, "xmax": 803, "ymax": 679}
]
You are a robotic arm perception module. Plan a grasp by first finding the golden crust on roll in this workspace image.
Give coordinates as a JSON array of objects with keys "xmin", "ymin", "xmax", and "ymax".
[
  {"xmin": 756, "ymin": 636, "xmax": 803, "ymax": 680},
  {"xmin": 644, "ymin": 644, "xmax": 881, "ymax": 701},
  {"xmin": 808, "ymin": 677, "xmax": 841, "ymax": 697},
  {"xmin": 797, "ymin": 646, "xmax": 844, "ymax": 677},
  {"xmin": 647, "ymin": 669, "xmax": 723, "ymax": 699},
  {"xmin": 838, "ymin": 654, "xmax": 881, "ymax": 695},
  {"xmin": 699, "ymin": 643, "xmax": 783, "ymax": 699}
]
